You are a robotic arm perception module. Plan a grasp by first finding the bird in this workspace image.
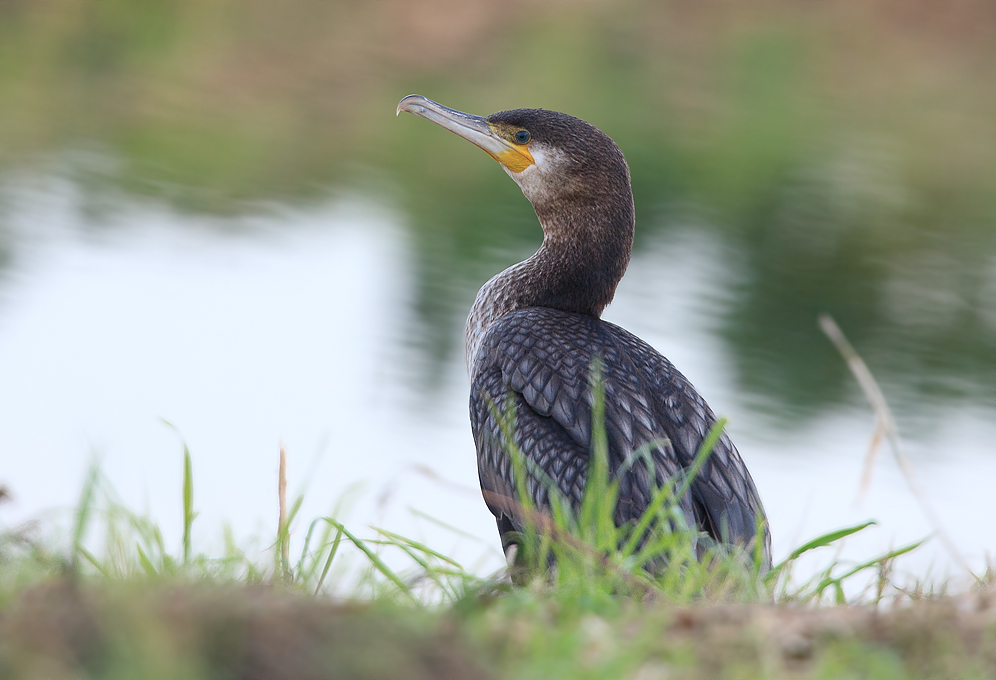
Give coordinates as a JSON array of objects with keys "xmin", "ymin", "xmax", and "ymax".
[{"xmin": 397, "ymin": 94, "xmax": 771, "ymax": 570}]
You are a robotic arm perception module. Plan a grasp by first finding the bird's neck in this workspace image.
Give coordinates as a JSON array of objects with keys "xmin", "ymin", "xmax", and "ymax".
[
  {"xmin": 466, "ymin": 196, "xmax": 635, "ymax": 368},
  {"xmin": 524, "ymin": 204, "xmax": 634, "ymax": 315}
]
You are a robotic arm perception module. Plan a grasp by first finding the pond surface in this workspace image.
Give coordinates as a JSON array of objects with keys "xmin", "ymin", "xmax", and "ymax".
[
  {"xmin": 1, "ymin": 171, "xmax": 992, "ymax": 583},
  {"xmin": 1, "ymin": 1, "xmax": 994, "ymax": 585}
]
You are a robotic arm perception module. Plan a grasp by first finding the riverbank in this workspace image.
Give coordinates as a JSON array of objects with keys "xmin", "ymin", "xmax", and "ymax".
[{"xmin": 2, "ymin": 575, "xmax": 993, "ymax": 679}]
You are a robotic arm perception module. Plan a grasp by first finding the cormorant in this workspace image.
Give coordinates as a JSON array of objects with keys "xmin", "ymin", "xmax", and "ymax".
[{"xmin": 397, "ymin": 95, "xmax": 770, "ymax": 568}]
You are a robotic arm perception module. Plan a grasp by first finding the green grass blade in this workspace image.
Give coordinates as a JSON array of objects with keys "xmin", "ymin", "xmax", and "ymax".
[
  {"xmin": 672, "ymin": 418, "xmax": 727, "ymax": 505},
  {"xmin": 71, "ymin": 460, "xmax": 100, "ymax": 573},
  {"xmin": 620, "ymin": 477, "xmax": 679, "ymax": 558},
  {"xmin": 835, "ymin": 538, "xmax": 927, "ymax": 584},
  {"xmin": 296, "ymin": 516, "xmax": 334, "ymax": 583},
  {"xmin": 372, "ymin": 531, "xmax": 456, "ymax": 599},
  {"xmin": 136, "ymin": 543, "xmax": 159, "ymax": 577},
  {"xmin": 77, "ymin": 544, "xmax": 109, "ymax": 577},
  {"xmin": 276, "ymin": 494, "xmax": 304, "ymax": 581},
  {"xmin": 580, "ymin": 358, "xmax": 613, "ymax": 547},
  {"xmin": 408, "ymin": 508, "xmax": 492, "ymax": 545},
  {"xmin": 286, "ymin": 494, "xmax": 305, "ymax": 527},
  {"xmin": 323, "ymin": 519, "xmax": 416, "ymax": 602},
  {"xmin": 313, "ymin": 525, "xmax": 344, "ymax": 595},
  {"xmin": 780, "ymin": 520, "xmax": 877, "ymax": 565},
  {"xmin": 374, "ymin": 527, "xmax": 466, "ymax": 570},
  {"xmin": 182, "ymin": 442, "xmax": 194, "ymax": 564}
]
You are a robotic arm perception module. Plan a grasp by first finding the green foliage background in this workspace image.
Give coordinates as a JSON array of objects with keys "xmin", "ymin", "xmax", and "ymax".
[{"xmin": 0, "ymin": 0, "xmax": 993, "ymax": 422}]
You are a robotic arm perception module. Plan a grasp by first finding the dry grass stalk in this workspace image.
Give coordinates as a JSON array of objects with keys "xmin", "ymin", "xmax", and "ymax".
[
  {"xmin": 279, "ymin": 444, "xmax": 289, "ymax": 568},
  {"xmin": 818, "ymin": 313, "xmax": 972, "ymax": 575}
]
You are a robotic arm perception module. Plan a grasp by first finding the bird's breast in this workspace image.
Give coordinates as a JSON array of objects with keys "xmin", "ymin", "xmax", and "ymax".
[{"xmin": 465, "ymin": 262, "xmax": 535, "ymax": 372}]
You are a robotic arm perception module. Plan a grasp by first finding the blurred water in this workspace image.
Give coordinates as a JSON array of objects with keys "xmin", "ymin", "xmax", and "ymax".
[{"xmin": 1, "ymin": 175, "xmax": 993, "ymax": 584}]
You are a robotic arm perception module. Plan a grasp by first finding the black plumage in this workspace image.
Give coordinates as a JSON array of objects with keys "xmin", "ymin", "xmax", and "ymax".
[
  {"xmin": 397, "ymin": 95, "xmax": 770, "ymax": 568},
  {"xmin": 472, "ymin": 308, "xmax": 767, "ymax": 561}
]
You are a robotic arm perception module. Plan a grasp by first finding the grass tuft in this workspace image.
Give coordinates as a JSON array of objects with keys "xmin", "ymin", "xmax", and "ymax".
[{"xmin": 3, "ymin": 321, "xmax": 989, "ymax": 678}]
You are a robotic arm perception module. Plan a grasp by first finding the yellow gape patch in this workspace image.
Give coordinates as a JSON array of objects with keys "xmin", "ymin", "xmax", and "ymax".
[
  {"xmin": 486, "ymin": 125, "xmax": 535, "ymax": 173},
  {"xmin": 494, "ymin": 147, "xmax": 535, "ymax": 173}
]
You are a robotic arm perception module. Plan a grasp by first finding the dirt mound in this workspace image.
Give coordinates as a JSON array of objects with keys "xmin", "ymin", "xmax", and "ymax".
[{"xmin": 0, "ymin": 579, "xmax": 490, "ymax": 680}]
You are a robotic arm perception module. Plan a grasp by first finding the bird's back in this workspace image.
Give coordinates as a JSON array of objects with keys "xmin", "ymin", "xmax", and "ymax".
[{"xmin": 470, "ymin": 306, "xmax": 770, "ymax": 565}]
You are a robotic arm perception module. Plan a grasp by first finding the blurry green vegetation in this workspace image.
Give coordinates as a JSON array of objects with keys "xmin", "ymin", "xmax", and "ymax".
[
  {"xmin": 0, "ymin": 0, "xmax": 994, "ymax": 422},
  {"xmin": 1, "ymin": 430, "xmax": 992, "ymax": 679}
]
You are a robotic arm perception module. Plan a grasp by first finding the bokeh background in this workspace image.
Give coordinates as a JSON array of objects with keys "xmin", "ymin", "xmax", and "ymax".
[{"xmin": 1, "ymin": 0, "xmax": 994, "ymax": 580}]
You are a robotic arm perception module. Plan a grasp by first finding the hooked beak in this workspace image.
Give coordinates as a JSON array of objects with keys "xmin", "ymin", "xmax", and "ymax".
[{"xmin": 396, "ymin": 95, "xmax": 534, "ymax": 173}]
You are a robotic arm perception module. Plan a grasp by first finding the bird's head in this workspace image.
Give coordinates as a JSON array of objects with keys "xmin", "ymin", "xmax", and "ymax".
[{"xmin": 396, "ymin": 95, "xmax": 632, "ymax": 222}]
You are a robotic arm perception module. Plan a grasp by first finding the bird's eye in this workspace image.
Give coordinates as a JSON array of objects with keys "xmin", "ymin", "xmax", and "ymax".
[{"xmin": 514, "ymin": 130, "xmax": 531, "ymax": 144}]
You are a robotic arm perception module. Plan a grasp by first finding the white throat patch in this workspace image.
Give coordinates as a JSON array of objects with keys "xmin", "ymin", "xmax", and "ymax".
[{"xmin": 504, "ymin": 143, "xmax": 569, "ymax": 206}]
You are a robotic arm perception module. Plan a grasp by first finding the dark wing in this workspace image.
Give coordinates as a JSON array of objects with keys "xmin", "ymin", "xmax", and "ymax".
[
  {"xmin": 603, "ymin": 318, "xmax": 771, "ymax": 562},
  {"xmin": 470, "ymin": 307, "xmax": 770, "ymax": 564}
]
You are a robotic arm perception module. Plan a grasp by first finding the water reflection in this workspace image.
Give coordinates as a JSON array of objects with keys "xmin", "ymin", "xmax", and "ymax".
[
  {"xmin": 716, "ymin": 145, "xmax": 996, "ymax": 427},
  {"xmin": 0, "ymin": 176, "xmax": 993, "ymax": 581},
  {"xmin": 1, "ymin": 0, "xmax": 994, "ymax": 581},
  {"xmin": 1, "ymin": 1, "xmax": 993, "ymax": 422},
  {"xmin": 0, "ymin": 176, "xmax": 503, "ymax": 569},
  {"xmin": 395, "ymin": 138, "xmax": 996, "ymax": 427}
]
